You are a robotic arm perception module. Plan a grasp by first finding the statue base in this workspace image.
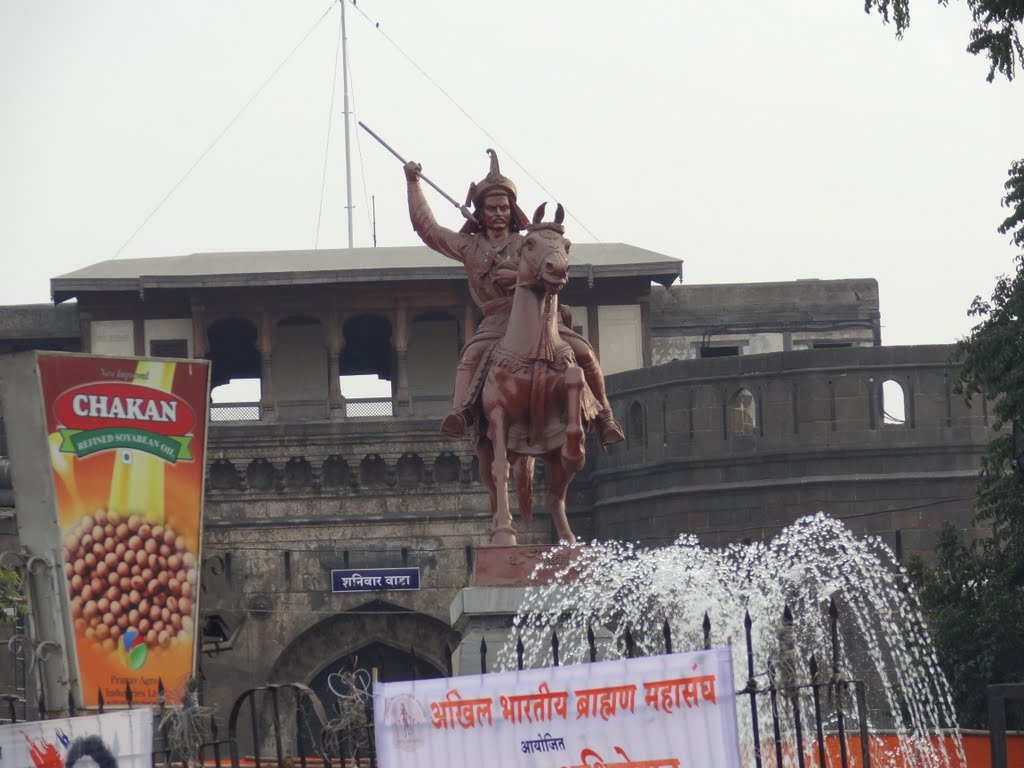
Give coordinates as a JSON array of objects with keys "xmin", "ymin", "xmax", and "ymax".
[
  {"xmin": 471, "ymin": 544, "xmax": 580, "ymax": 586},
  {"xmin": 449, "ymin": 544, "xmax": 582, "ymax": 675}
]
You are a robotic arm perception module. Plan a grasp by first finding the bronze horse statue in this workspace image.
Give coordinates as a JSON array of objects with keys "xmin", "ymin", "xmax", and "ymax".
[{"xmin": 476, "ymin": 203, "xmax": 598, "ymax": 545}]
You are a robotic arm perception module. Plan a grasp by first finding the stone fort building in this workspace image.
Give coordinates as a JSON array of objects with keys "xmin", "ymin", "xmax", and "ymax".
[{"xmin": 0, "ymin": 243, "xmax": 989, "ymax": 709}]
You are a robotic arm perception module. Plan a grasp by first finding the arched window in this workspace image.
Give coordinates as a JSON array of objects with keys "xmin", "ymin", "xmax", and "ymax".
[
  {"xmin": 322, "ymin": 455, "xmax": 349, "ymax": 488},
  {"xmin": 360, "ymin": 454, "xmax": 387, "ymax": 486},
  {"xmin": 434, "ymin": 452, "xmax": 461, "ymax": 484},
  {"xmin": 284, "ymin": 457, "xmax": 313, "ymax": 490},
  {"xmin": 207, "ymin": 317, "xmax": 261, "ymax": 419},
  {"xmin": 728, "ymin": 388, "xmax": 757, "ymax": 436},
  {"xmin": 341, "ymin": 314, "xmax": 395, "ymax": 417},
  {"xmin": 396, "ymin": 453, "xmax": 424, "ymax": 487},
  {"xmin": 881, "ymin": 379, "xmax": 906, "ymax": 425}
]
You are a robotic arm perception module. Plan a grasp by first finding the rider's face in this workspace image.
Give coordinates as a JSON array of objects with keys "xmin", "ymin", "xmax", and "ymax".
[{"xmin": 481, "ymin": 193, "xmax": 511, "ymax": 236}]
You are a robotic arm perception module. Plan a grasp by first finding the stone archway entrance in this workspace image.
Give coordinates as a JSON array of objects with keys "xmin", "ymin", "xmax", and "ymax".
[
  {"xmin": 307, "ymin": 640, "xmax": 446, "ymax": 715},
  {"xmin": 268, "ymin": 600, "xmax": 458, "ymax": 701}
]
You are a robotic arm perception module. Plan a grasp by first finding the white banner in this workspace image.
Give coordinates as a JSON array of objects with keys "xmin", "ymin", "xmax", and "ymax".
[
  {"xmin": 374, "ymin": 647, "xmax": 741, "ymax": 768},
  {"xmin": 0, "ymin": 708, "xmax": 152, "ymax": 768}
]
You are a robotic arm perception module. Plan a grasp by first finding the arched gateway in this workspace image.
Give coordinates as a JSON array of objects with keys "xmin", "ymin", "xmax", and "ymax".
[{"xmin": 268, "ymin": 600, "xmax": 458, "ymax": 705}]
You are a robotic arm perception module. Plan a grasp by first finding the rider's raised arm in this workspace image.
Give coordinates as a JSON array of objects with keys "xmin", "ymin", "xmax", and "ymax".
[{"xmin": 406, "ymin": 162, "xmax": 468, "ymax": 264}]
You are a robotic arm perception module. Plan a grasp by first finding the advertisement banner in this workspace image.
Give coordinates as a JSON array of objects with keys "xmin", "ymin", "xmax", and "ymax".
[
  {"xmin": 37, "ymin": 353, "xmax": 209, "ymax": 707},
  {"xmin": 0, "ymin": 708, "xmax": 152, "ymax": 768},
  {"xmin": 373, "ymin": 647, "xmax": 742, "ymax": 768}
]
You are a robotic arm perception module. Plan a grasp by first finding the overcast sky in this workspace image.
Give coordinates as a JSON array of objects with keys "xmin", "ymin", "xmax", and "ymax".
[{"xmin": 1, "ymin": 0, "xmax": 1020, "ymax": 347}]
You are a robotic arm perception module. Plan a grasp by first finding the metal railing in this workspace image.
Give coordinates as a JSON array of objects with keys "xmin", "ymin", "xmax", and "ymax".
[
  {"xmin": 5, "ymin": 600, "xmax": 994, "ymax": 767},
  {"xmin": 208, "ymin": 396, "xmax": 455, "ymax": 422},
  {"xmin": 345, "ymin": 398, "xmax": 393, "ymax": 418},
  {"xmin": 988, "ymin": 683, "xmax": 1024, "ymax": 768},
  {"xmin": 209, "ymin": 399, "xmax": 396, "ymax": 421},
  {"xmin": 485, "ymin": 600, "xmax": 872, "ymax": 768},
  {"xmin": 210, "ymin": 402, "xmax": 261, "ymax": 422}
]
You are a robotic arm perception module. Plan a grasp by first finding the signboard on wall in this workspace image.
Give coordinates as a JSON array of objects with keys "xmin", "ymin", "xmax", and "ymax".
[
  {"xmin": 373, "ymin": 647, "xmax": 741, "ymax": 768},
  {"xmin": 27, "ymin": 352, "xmax": 210, "ymax": 707},
  {"xmin": 332, "ymin": 567, "xmax": 420, "ymax": 592}
]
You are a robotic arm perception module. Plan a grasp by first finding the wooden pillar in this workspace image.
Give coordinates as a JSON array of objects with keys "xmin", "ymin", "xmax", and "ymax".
[
  {"xmin": 258, "ymin": 312, "xmax": 276, "ymax": 421},
  {"xmin": 190, "ymin": 298, "xmax": 207, "ymax": 359},
  {"xmin": 639, "ymin": 298, "xmax": 652, "ymax": 368},
  {"xmin": 327, "ymin": 310, "xmax": 346, "ymax": 418},
  {"xmin": 79, "ymin": 312, "xmax": 92, "ymax": 354},
  {"xmin": 394, "ymin": 302, "xmax": 411, "ymax": 413},
  {"xmin": 133, "ymin": 316, "xmax": 145, "ymax": 357}
]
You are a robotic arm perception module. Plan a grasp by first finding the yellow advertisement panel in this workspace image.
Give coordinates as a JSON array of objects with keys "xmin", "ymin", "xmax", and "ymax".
[{"xmin": 37, "ymin": 353, "xmax": 209, "ymax": 707}]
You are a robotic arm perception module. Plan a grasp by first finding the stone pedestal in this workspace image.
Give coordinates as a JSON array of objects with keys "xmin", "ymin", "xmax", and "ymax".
[
  {"xmin": 449, "ymin": 545, "xmax": 581, "ymax": 676},
  {"xmin": 449, "ymin": 585, "xmax": 528, "ymax": 676}
]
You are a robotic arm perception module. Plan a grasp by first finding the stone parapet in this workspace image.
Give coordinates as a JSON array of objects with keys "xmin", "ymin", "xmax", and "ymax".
[{"xmin": 595, "ymin": 344, "xmax": 990, "ymax": 558}]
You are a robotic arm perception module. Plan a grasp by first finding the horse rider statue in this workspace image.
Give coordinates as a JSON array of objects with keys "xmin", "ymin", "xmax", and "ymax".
[{"xmin": 404, "ymin": 150, "xmax": 624, "ymax": 446}]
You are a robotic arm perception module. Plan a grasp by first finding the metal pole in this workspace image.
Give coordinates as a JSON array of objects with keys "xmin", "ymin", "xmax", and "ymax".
[{"xmin": 340, "ymin": 0, "xmax": 354, "ymax": 247}]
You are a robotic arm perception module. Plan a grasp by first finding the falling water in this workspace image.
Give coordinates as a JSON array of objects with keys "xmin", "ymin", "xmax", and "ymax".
[{"xmin": 495, "ymin": 513, "xmax": 964, "ymax": 768}]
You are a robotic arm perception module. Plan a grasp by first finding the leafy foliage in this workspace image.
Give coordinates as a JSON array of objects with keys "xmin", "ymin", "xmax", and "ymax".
[
  {"xmin": 904, "ymin": 135, "xmax": 1024, "ymax": 729},
  {"xmin": 907, "ymin": 526, "xmax": 1024, "ymax": 728},
  {"xmin": 864, "ymin": 0, "xmax": 1024, "ymax": 81},
  {"xmin": 0, "ymin": 566, "xmax": 25, "ymax": 622}
]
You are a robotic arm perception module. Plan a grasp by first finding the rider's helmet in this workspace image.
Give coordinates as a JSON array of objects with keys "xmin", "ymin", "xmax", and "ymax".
[{"xmin": 461, "ymin": 149, "xmax": 532, "ymax": 234}]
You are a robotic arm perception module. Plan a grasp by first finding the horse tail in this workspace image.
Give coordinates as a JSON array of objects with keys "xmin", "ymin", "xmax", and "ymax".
[{"xmin": 514, "ymin": 456, "xmax": 535, "ymax": 525}]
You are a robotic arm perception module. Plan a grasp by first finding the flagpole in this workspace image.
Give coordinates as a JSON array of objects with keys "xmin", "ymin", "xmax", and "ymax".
[{"xmin": 341, "ymin": 0, "xmax": 354, "ymax": 248}]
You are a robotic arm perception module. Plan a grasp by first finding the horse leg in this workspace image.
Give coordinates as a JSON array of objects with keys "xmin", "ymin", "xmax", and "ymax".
[
  {"xmin": 512, "ymin": 456, "xmax": 535, "ymax": 526},
  {"xmin": 475, "ymin": 437, "xmax": 498, "ymax": 524},
  {"xmin": 561, "ymin": 365, "xmax": 586, "ymax": 472},
  {"xmin": 487, "ymin": 408, "xmax": 517, "ymax": 546},
  {"xmin": 545, "ymin": 459, "xmax": 577, "ymax": 545}
]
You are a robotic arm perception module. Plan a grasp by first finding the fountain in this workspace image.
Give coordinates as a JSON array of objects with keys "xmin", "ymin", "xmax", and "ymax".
[{"xmin": 488, "ymin": 513, "xmax": 965, "ymax": 768}]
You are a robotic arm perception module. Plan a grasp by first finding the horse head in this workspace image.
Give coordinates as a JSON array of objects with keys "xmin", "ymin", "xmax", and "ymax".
[{"xmin": 519, "ymin": 202, "xmax": 570, "ymax": 294}]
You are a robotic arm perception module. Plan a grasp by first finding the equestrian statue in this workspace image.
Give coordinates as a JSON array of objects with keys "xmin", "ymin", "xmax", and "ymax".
[{"xmin": 400, "ymin": 147, "xmax": 624, "ymax": 545}]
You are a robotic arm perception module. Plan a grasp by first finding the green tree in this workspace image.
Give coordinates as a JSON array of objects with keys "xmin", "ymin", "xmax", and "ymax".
[
  {"xmin": 938, "ymin": 160, "xmax": 1024, "ymax": 727},
  {"xmin": 0, "ymin": 566, "xmax": 24, "ymax": 622},
  {"xmin": 864, "ymin": 0, "xmax": 1023, "ymax": 82},
  {"xmin": 907, "ymin": 162, "xmax": 1024, "ymax": 729},
  {"xmin": 861, "ymin": 0, "xmax": 1024, "ymax": 729}
]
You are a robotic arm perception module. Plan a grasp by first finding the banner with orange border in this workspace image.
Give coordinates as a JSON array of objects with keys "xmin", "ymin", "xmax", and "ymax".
[
  {"xmin": 37, "ymin": 353, "xmax": 209, "ymax": 707},
  {"xmin": 373, "ymin": 647, "xmax": 741, "ymax": 768}
]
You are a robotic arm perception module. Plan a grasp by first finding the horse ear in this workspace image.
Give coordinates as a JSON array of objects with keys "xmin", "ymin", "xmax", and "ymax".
[
  {"xmin": 554, "ymin": 204, "xmax": 565, "ymax": 225},
  {"xmin": 532, "ymin": 203, "xmax": 547, "ymax": 224}
]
